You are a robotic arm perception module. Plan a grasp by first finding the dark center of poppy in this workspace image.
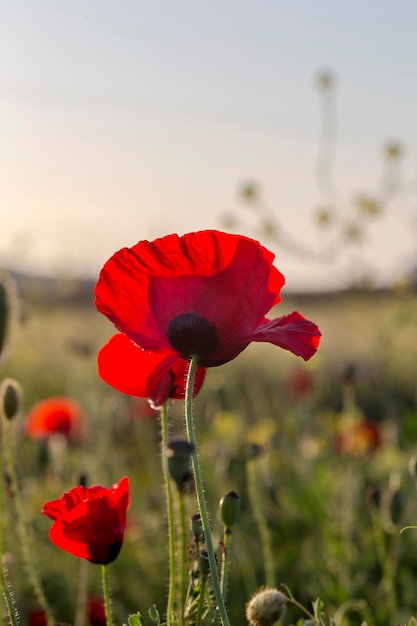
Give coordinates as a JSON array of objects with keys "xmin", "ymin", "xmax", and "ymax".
[{"xmin": 167, "ymin": 312, "xmax": 219, "ymax": 358}]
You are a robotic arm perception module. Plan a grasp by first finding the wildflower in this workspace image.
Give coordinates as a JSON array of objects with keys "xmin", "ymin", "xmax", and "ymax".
[
  {"xmin": 26, "ymin": 397, "xmax": 84, "ymax": 442},
  {"xmin": 87, "ymin": 596, "xmax": 106, "ymax": 626},
  {"xmin": 42, "ymin": 476, "xmax": 129, "ymax": 564},
  {"xmin": 336, "ymin": 420, "xmax": 381, "ymax": 457},
  {"xmin": 98, "ymin": 333, "xmax": 206, "ymax": 408},
  {"xmin": 95, "ymin": 230, "xmax": 321, "ymax": 368}
]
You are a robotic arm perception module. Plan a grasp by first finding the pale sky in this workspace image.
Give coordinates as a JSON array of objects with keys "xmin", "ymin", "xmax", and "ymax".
[{"xmin": 1, "ymin": 1, "xmax": 417, "ymax": 291}]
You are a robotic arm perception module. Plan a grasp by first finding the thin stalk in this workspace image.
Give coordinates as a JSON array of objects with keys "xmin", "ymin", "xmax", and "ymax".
[
  {"xmin": 184, "ymin": 355, "xmax": 231, "ymax": 626},
  {"xmin": 74, "ymin": 557, "xmax": 89, "ymax": 626},
  {"xmin": 0, "ymin": 561, "xmax": 19, "ymax": 626},
  {"xmin": 2, "ymin": 420, "xmax": 54, "ymax": 625},
  {"xmin": 101, "ymin": 564, "xmax": 113, "ymax": 626},
  {"xmin": 160, "ymin": 402, "xmax": 176, "ymax": 625},
  {"xmin": 246, "ymin": 459, "xmax": 275, "ymax": 587},
  {"xmin": 220, "ymin": 530, "xmax": 232, "ymax": 600},
  {"xmin": 195, "ymin": 576, "xmax": 207, "ymax": 626},
  {"xmin": 370, "ymin": 509, "xmax": 398, "ymax": 623},
  {"xmin": 177, "ymin": 490, "xmax": 188, "ymax": 623}
]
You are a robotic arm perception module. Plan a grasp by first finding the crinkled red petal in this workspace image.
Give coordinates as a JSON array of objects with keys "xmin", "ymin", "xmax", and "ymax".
[
  {"xmin": 98, "ymin": 334, "xmax": 206, "ymax": 406},
  {"xmin": 95, "ymin": 231, "xmax": 285, "ymax": 363},
  {"xmin": 250, "ymin": 312, "xmax": 321, "ymax": 361}
]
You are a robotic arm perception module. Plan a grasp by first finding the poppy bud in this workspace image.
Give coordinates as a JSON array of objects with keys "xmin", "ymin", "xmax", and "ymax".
[
  {"xmin": 0, "ymin": 378, "xmax": 22, "ymax": 421},
  {"xmin": 190, "ymin": 513, "xmax": 203, "ymax": 542},
  {"xmin": 166, "ymin": 438, "xmax": 195, "ymax": 491},
  {"xmin": 246, "ymin": 587, "xmax": 287, "ymax": 626},
  {"xmin": 199, "ymin": 549, "xmax": 210, "ymax": 580},
  {"xmin": 219, "ymin": 490, "xmax": 241, "ymax": 530},
  {"xmin": 148, "ymin": 605, "xmax": 160, "ymax": 624}
]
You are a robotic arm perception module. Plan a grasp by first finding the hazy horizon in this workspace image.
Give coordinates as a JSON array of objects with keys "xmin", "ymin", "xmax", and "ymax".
[{"xmin": 2, "ymin": 1, "xmax": 417, "ymax": 292}]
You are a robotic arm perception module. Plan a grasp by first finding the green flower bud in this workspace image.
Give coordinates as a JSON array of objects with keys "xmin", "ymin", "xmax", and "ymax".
[
  {"xmin": 166, "ymin": 438, "xmax": 195, "ymax": 491},
  {"xmin": 190, "ymin": 513, "xmax": 204, "ymax": 542},
  {"xmin": 246, "ymin": 587, "xmax": 287, "ymax": 626},
  {"xmin": 220, "ymin": 490, "xmax": 241, "ymax": 530},
  {"xmin": 199, "ymin": 549, "xmax": 210, "ymax": 580},
  {"xmin": 0, "ymin": 378, "xmax": 22, "ymax": 421}
]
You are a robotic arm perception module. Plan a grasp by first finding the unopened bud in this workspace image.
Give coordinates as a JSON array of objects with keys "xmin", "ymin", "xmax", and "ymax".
[
  {"xmin": 166, "ymin": 438, "xmax": 195, "ymax": 491},
  {"xmin": 220, "ymin": 490, "xmax": 241, "ymax": 530},
  {"xmin": 190, "ymin": 513, "xmax": 203, "ymax": 542},
  {"xmin": 199, "ymin": 549, "xmax": 210, "ymax": 580},
  {"xmin": 246, "ymin": 587, "xmax": 287, "ymax": 626},
  {"xmin": 0, "ymin": 378, "xmax": 22, "ymax": 420}
]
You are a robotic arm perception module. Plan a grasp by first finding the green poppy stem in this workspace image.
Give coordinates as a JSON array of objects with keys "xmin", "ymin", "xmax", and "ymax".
[
  {"xmin": 101, "ymin": 564, "xmax": 113, "ymax": 626},
  {"xmin": 220, "ymin": 530, "xmax": 232, "ymax": 600},
  {"xmin": 1, "ymin": 419, "xmax": 54, "ymax": 626},
  {"xmin": 246, "ymin": 457, "xmax": 275, "ymax": 588},
  {"xmin": 177, "ymin": 490, "xmax": 188, "ymax": 623},
  {"xmin": 160, "ymin": 402, "xmax": 176, "ymax": 625},
  {"xmin": 185, "ymin": 355, "xmax": 231, "ymax": 626},
  {"xmin": 0, "ymin": 560, "xmax": 19, "ymax": 626}
]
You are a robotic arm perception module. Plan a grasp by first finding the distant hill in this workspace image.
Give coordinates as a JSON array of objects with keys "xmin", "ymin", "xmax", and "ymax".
[{"xmin": 3, "ymin": 268, "xmax": 96, "ymax": 306}]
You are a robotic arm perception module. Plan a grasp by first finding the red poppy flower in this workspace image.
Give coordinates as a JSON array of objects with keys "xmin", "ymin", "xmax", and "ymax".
[
  {"xmin": 336, "ymin": 420, "xmax": 381, "ymax": 457},
  {"xmin": 95, "ymin": 230, "xmax": 321, "ymax": 367},
  {"xmin": 87, "ymin": 596, "xmax": 106, "ymax": 626},
  {"xmin": 98, "ymin": 333, "xmax": 206, "ymax": 407},
  {"xmin": 42, "ymin": 476, "xmax": 129, "ymax": 565},
  {"xmin": 26, "ymin": 397, "xmax": 84, "ymax": 442}
]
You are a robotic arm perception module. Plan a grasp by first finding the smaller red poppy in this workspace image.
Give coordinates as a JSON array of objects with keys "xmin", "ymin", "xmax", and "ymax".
[
  {"xmin": 336, "ymin": 420, "xmax": 381, "ymax": 457},
  {"xmin": 26, "ymin": 397, "xmax": 84, "ymax": 442},
  {"xmin": 87, "ymin": 596, "xmax": 106, "ymax": 626},
  {"xmin": 42, "ymin": 477, "xmax": 130, "ymax": 565},
  {"xmin": 98, "ymin": 333, "xmax": 206, "ymax": 407}
]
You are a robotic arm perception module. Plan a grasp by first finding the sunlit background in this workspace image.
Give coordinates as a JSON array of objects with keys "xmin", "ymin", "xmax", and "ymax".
[{"xmin": 2, "ymin": 1, "xmax": 417, "ymax": 292}]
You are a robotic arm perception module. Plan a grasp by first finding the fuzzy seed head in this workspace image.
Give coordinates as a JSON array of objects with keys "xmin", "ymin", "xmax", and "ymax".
[{"xmin": 246, "ymin": 588, "xmax": 286, "ymax": 626}]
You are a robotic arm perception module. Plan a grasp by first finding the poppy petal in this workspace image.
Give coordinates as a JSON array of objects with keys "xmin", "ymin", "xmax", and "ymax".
[
  {"xmin": 95, "ymin": 231, "xmax": 285, "ymax": 357},
  {"xmin": 250, "ymin": 312, "xmax": 321, "ymax": 361},
  {"xmin": 98, "ymin": 334, "xmax": 206, "ymax": 406}
]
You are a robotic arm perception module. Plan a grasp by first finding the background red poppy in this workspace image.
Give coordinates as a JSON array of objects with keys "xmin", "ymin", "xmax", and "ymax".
[{"xmin": 26, "ymin": 397, "xmax": 85, "ymax": 442}]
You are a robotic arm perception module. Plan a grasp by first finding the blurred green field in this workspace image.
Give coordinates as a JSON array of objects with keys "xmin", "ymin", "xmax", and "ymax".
[{"xmin": 2, "ymin": 285, "xmax": 417, "ymax": 625}]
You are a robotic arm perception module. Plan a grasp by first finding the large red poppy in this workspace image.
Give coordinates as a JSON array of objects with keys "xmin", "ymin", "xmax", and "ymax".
[
  {"xmin": 98, "ymin": 333, "xmax": 206, "ymax": 407},
  {"xmin": 26, "ymin": 397, "xmax": 84, "ymax": 442},
  {"xmin": 95, "ymin": 230, "xmax": 321, "ymax": 367},
  {"xmin": 42, "ymin": 477, "xmax": 129, "ymax": 565}
]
